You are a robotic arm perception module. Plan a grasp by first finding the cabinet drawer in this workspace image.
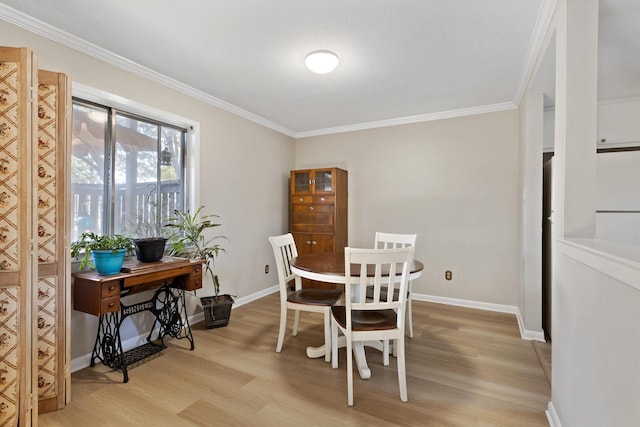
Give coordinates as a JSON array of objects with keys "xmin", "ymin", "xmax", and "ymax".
[
  {"xmin": 291, "ymin": 195, "xmax": 334, "ymax": 204},
  {"xmin": 292, "ymin": 203, "xmax": 334, "ymax": 217},
  {"xmin": 101, "ymin": 281, "xmax": 120, "ymax": 297},
  {"xmin": 291, "ymin": 205, "xmax": 334, "ymax": 232},
  {"xmin": 186, "ymin": 264, "xmax": 203, "ymax": 290},
  {"xmin": 185, "ymin": 277, "xmax": 202, "ymax": 291},
  {"xmin": 313, "ymin": 195, "xmax": 334, "ymax": 204},
  {"xmin": 101, "ymin": 296, "xmax": 120, "ymax": 314},
  {"xmin": 291, "ymin": 223, "xmax": 334, "ymax": 233},
  {"xmin": 291, "ymin": 195, "xmax": 313, "ymax": 203},
  {"xmin": 170, "ymin": 263, "xmax": 204, "ymax": 291}
]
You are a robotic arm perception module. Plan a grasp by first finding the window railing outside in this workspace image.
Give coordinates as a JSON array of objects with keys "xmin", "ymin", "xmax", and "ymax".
[{"xmin": 71, "ymin": 180, "xmax": 182, "ymax": 241}]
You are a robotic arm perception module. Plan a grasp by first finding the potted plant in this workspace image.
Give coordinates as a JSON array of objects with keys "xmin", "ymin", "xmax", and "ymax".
[
  {"xmin": 71, "ymin": 232, "xmax": 136, "ymax": 275},
  {"xmin": 127, "ymin": 184, "xmax": 168, "ymax": 262},
  {"xmin": 164, "ymin": 206, "xmax": 232, "ymax": 328}
]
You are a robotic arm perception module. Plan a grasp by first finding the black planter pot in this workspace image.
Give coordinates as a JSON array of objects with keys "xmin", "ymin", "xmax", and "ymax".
[
  {"xmin": 200, "ymin": 294, "xmax": 235, "ymax": 328},
  {"xmin": 133, "ymin": 238, "xmax": 167, "ymax": 262}
]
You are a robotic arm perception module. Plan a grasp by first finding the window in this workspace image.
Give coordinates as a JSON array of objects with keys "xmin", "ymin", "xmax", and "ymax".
[{"xmin": 71, "ymin": 99, "xmax": 187, "ymax": 241}]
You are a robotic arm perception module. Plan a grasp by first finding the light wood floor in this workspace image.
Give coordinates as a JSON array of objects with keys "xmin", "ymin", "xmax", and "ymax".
[{"xmin": 40, "ymin": 294, "xmax": 551, "ymax": 426}]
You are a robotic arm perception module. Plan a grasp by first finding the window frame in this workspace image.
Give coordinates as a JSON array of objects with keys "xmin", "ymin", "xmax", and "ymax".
[{"xmin": 70, "ymin": 83, "xmax": 199, "ymax": 238}]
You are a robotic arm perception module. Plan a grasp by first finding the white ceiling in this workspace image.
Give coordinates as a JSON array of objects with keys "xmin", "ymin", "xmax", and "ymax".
[{"xmin": 0, "ymin": 0, "xmax": 637, "ymax": 137}]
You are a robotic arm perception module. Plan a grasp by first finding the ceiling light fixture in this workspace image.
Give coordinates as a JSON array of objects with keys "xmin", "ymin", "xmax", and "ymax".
[{"xmin": 305, "ymin": 50, "xmax": 339, "ymax": 74}]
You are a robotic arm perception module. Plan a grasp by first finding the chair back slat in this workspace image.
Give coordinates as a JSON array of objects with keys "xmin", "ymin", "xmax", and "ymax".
[
  {"xmin": 269, "ymin": 233, "xmax": 300, "ymax": 300},
  {"xmin": 374, "ymin": 232, "xmax": 417, "ymax": 249},
  {"xmin": 345, "ymin": 247, "xmax": 414, "ymax": 330}
]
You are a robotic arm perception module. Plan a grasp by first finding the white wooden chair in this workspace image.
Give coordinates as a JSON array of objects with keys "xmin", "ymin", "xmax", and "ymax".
[
  {"xmin": 331, "ymin": 246, "xmax": 414, "ymax": 406},
  {"xmin": 371, "ymin": 232, "xmax": 418, "ymax": 363},
  {"xmin": 373, "ymin": 231, "xmax": 418, "ymax": 342},
  {"xmin": 373, "ymin": 232, "xmax": 418, "ymax": 339},
  {"xmin": 269, "ymin": 233, "xmax": 343, "ymax": 362}
]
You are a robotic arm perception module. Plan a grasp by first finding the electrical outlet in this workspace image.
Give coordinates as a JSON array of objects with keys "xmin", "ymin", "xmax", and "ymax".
[
  {"xmin": 264, "ymin": 264, "xmax": 269, "ymax": 274},
  {"xmin": 445, "ymin": 270, "xmax": 452, "ymax": 281}
]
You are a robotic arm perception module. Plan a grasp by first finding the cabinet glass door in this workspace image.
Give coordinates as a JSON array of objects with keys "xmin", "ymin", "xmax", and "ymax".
[
  {"xmin": 313, "ymin": 169, "xmax": 334, "ymax": 194},
  {"xmin": 292, "ymin": 170, "xmax": 311, "ymax": 194}
]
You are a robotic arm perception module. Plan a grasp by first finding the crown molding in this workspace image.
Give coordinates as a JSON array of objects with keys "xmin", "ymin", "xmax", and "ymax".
[
  {"xmin": 294, "ymin": 102, "xmax": 517, "ymax": 138},
  {"xmin": 0, "ymin": 4, "xmax": 296, "ymax": 138},
  {"xmin": 513, "ymin": 0, "xmax": 558, "ymax": 107}
]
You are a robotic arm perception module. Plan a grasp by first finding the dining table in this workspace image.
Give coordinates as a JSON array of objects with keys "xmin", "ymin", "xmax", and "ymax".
[{"xmin": 290, "ymin": 251, "xmax": 424, "ymax": 379}]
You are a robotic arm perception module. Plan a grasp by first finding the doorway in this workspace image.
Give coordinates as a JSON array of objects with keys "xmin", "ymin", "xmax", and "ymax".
[{"xmin": 542, "ymin": 152, "xmax": 553, "ymax": 341}]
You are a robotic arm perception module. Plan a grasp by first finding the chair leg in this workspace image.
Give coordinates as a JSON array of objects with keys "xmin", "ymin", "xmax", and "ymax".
[
  {"xmin": 292, "ymin": 309, "xmax": 301, "ymax": 336},
  {"xmin": 346, "ymin": 336, "xmax": 354, "ymax": 406},
  {"xmin": 323, "ymin": 310, "xmax": 332, "ymax": 362},
  {"xmin": 397, "ymin": 335, "xmax": 408, "ymax": 402},
  {"xmin": 383, "ymin": 339, "xmax": 390, "ymax": 366},
  {"xmin": 331, "ymin": 319, "xmax": 339, "ymax": 369},
  {"xmin": 276, "ymin": 305, "xmax": 287, "ymax": 352},
  {"xmin": 407, "ymin": 296, "xmax": 413, "ymax": 338}
]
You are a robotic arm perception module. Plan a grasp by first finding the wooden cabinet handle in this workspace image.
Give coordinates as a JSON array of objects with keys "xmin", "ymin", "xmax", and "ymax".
[
  {"xmin": 299, "ymin": 197, "xmax": 304, "ymax": 201},
  {"xmin": 108, "ymin": 302, "xmax": 115, "ymax": 307},
  {"xmin": 309, "ymin": 206, "xmax": 314, "ymax": 210},
  {"xmin": 306, "ymin": 241, "xmax": 312, "ymax": 245},
  {"xmin": 194, "ymin": 267, "xmax": 200, "ymax": 273},
  {"xmin": 320, "ymin": 197, "xmax": 326, "ymax": 201},
  {"xmin": 109, "ymin": 285, "xmax": 115, "ymax": 291},
  {"xmin": 312, "ymin": 240, "xmax": 317, "ymax": 245}
]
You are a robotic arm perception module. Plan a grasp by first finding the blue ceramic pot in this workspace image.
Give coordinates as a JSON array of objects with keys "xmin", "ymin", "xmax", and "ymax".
[{"xmin": 92, "ymin": 249, "xmax": 127, "ymax": 275}]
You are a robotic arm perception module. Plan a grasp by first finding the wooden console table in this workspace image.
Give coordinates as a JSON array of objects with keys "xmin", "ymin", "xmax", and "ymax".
[{"xmin": 73, "ymin": 257, "xmax": 204, "ymax": 382}]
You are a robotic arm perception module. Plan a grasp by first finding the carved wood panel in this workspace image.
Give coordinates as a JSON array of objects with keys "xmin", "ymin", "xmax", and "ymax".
[
  {"xmin": 0, "ymin": 287, "xmax": 19, "ymax": 425},
  {"xmin": 37, "ymin": 70, "xmax": 70, "ymax": 414},
  {"xmin": 0, "ymin": 45, "xmax": 38, "ymax": 427}
]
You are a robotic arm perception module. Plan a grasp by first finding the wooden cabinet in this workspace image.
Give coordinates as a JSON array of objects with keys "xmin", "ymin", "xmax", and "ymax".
[
  {"xmin": 290, "ymin": 168, "xmax": 347, "ymax": 286},
  {"xmin": 598, "ymin": 98, "xmax": 640, "ymax": 145}
]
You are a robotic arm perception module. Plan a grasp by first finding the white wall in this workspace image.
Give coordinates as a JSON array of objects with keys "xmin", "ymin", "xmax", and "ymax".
[
  {"xmin": 554, "ymin": 241, "xmax": 640, "ymax": 427},
  {"xmin": 296, "ymin": 110, "xmax": 521, "ymax": 306},
  {"xmin": 518, "ymin": 93, "xmax": 544, "ymax": 336},
  {"xmin": 537, "ymin": 0, "xmax": 640, "ymax": 425},
  {"xmin": 0, "ymin": 22, "xmax": 295, "ymax": 361}
]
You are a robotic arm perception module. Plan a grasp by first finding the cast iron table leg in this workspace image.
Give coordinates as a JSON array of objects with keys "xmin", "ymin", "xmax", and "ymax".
[{"xmin": 90, "ymin": 310, "xmax": 129, "ymax": 383}]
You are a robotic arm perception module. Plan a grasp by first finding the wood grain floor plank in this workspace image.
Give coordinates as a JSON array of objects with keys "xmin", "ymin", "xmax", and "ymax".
[{"xmin": 39, "ymin": 294, "xmax": 550, "ymax": 426}]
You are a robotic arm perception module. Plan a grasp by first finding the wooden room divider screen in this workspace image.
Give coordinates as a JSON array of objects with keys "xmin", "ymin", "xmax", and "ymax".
[{"xmin": 0, "ymin": 46, "xmax": 71, "ymax": 426}]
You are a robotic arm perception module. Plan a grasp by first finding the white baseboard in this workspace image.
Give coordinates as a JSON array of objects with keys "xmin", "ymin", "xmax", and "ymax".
[
  {"xmin": 70, "ymin": 285, "xmax": 280, "ymax": 373},
  {"xmin": 232, "ymin": 285, "xmax": 278, "ymax": 306},
  {"xmin": 412, "ymin": 293, "xmax": 546, "ymax": 342},
  {"xmin": 546, "ymin": 401, "xmax": 561, "ymax": 427}
]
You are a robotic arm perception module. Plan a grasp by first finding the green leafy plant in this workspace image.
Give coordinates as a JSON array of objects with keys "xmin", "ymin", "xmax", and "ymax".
[
  {"xmin": 70, "ymin": 232, "xmax": 137, "ymax": 270},
  {"xmin": 164, "ymin": 206, "xmax": 227, "ymax": 297}
]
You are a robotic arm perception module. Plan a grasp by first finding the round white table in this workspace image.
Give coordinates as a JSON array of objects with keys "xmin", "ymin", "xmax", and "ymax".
[{"xmin": 290, "ymin": 251, "xmax": 423, "ymax": 379}]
